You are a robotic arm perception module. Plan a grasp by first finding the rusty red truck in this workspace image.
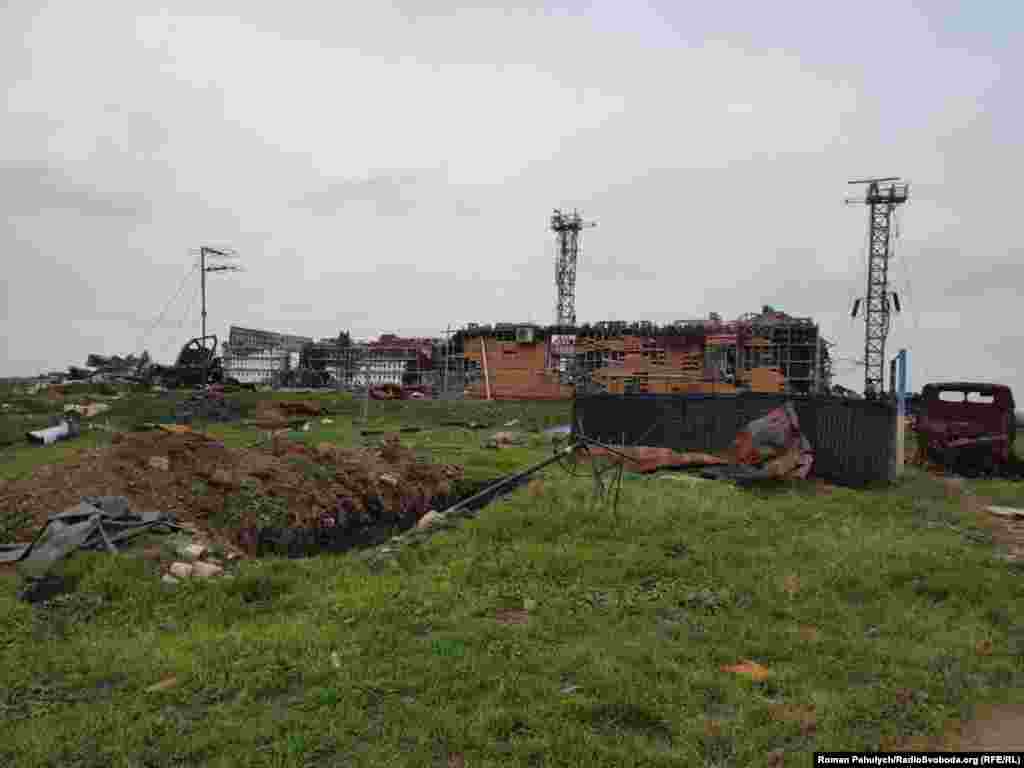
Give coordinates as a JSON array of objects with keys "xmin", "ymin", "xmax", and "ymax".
[{"xmin": 916, "ymin": 382, "xmax": 1017, "ymax": 476}]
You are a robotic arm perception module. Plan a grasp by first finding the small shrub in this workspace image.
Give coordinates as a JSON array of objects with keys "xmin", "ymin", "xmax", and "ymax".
[{"xmin": 221, "ymin": 480, "xmax": 290, "ymax": 529}]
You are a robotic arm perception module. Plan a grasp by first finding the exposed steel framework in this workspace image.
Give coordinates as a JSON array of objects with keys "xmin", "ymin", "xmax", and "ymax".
[
  {"xmin": 847, "ymin": 178, "xmax": 909, "ymax": 398},
  {"xmin": 550, "ymin": 208, "xmax": 595, "ymax": 327}
]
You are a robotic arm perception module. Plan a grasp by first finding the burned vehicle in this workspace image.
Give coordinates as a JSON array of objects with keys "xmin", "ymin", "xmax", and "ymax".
[
  {"xmin": 916, "ymin": 382, "xmax": 1017, "ymax": 476},
  {"xmin": 148, "ymin": 336, "xmax": 226, "ymax": 389}
]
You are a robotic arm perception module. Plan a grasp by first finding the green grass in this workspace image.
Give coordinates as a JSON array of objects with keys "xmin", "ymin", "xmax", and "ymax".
[{"xmin": 2, "ymin": 392, "xmax": 1023, "ymax": 765}]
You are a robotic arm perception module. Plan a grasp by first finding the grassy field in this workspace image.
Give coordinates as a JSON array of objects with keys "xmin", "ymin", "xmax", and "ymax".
[{"xmin": 1, "ymin": 390, "xmax": 1023, "ymax": 765}]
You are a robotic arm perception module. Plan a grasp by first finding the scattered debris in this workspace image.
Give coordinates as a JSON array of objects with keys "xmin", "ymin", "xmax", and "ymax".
[
  {"xmin": 64, "ymin": 402, "xmax": 111, "ymax": 418},
  {"xmin": 485, "ymin": 431, "xmax": 525, "ymax": 449},
  {"xmin": 370, "ymin": 383, "xmax": 403, "ymax": 400},
  {"xmin": 156, "ymin": 424, "xmax": 193, "ymax": 435},
  {"xmin": 416, "ymin": 510, "xmax": 443, "ymax": 530},
  {"xmin": 782, "ymin": 574, "xmax": 801, "ymax": 596},
  {"xmin": 582, "ymin": 446, "xmax": 728, "ymax": 474},
  {"xmin": 145, "ymin": 676, "xmax": 179, "ymax": 693},
  {"xmin": 734, "ymin": 402, "xmax": 814, "ymax": 479},
  {"xmin": 161, "ymin": 574, "xmax": 180, "ymax": 586},
  {"xmin": 0, "ymin": 496, "xmax": 183, "ymax": 585},
  {"xmin": 27, "ymin": 414, "xmax": 82, "ymax": 446},
  {"xmin": 797, "ymin": 625, "xmax": 820, "ymax": 643},
  {"xmin": 495, "ymin": 608, "xmax": 529, "ymax": 625},
  {"xmin": 769, "ymin": 703, "xmax": 817, "ymax": 735},
  {"xmin": 986, "ymin": 506, "xmax": 1024, "ymax": 519},
  {"xmin": 0, "ymin": 429, "xmax": 461, "ymax": 560},
  {"xmin": 720, "ymin": 659, "xmax": 770, "ymax": 681},
  {"xmin": 504, "ymin": 419, "xmax": 519, "ymax": 427},
  {"xmin": 169, "ymin": 562, "xmax": 194, "ymax": 579},
  {"xmin": 191, "ymin": 561, "xmax": 224, "ymax": 579},
  {"xmin": 321, "ymin": 418, "xmax": 334, "ymax": 425}
]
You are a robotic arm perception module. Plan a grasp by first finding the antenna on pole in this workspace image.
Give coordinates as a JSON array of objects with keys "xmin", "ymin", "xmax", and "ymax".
[
  {"xmin": 196, "ymin": 246, "xmax": 242, "ymax": 385},
  {"xmin": 844, "ymin": 178, "xmax": 909, "ymax": 399},
  {"xmin": 550, "ymin": 208, "xmax": 596, "ymax": 328}
]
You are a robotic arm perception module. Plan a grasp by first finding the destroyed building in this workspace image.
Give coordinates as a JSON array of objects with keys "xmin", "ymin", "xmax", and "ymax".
[
  {"xmin": 222, "ymin": 325, "xmax": 313, "ymax": 385},
  {"xmin": 359, "ymin": 335, "xmax": 435, "ymax": 387},
  {"xmin": 455, "ymin": 307, "xmax": 831, "ymax": 400},
  {"xmin": 290, "ymin": 332, "xmax": 436, "ymax": 389}
]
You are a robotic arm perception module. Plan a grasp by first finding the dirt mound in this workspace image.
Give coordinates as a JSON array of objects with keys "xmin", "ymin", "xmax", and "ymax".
[
  {"xmin": 251, "ymin": 400, "xmax": 323, "ymax": 429},
  {"xmin": 0, "ymin": 431, "xmax": 462, "ymax": 556}
]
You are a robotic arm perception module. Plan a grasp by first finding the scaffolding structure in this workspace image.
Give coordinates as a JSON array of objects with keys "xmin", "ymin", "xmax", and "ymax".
[{"xmin": 453, "ymin": 312, "xmax": 831, "ymax": 399}]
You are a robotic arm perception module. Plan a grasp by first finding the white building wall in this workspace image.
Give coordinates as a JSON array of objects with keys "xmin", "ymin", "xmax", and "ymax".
[{"xmin": 224, "ymin": 347, "xmax": 290, "ymax": 385}]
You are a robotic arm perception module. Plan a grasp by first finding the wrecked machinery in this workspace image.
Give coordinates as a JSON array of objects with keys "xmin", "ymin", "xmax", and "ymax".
[
  {"xmin": 148, "ymin": 336, "xmax": 226, "ymax": 389},
  {"xmin": 916, "ymin": 382, "xmax": 1018, "ymax": 476}
]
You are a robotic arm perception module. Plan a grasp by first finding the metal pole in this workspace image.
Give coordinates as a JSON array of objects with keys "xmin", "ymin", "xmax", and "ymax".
[
  {"xmin": 896, "ymin": 348, "xmax": 907, "ymax": 474},
  {"xmin": 440, "ymin": 444, "xmax": 577, "ymax": 517},
  {"xmin": 200, "ymin": 247, "xmax": 208, "ymax": 387}
]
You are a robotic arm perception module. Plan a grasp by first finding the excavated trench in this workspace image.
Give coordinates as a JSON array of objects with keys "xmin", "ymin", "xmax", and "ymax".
[{"xmin": 252, "ymin": 474, "xmax": 532, "ymax": 558}]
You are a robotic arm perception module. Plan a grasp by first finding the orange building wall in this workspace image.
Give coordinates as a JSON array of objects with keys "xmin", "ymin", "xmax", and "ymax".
[
  {"xmin": 462, "ymin": 333, "xmax": 785, "ymax": 399},
  {"xmin": 464, "ymin": 337, "xmax": 573, "ymax": 400}
]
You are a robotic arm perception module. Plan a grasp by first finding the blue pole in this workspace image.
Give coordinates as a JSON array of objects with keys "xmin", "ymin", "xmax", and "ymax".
[{"xmin": 897, "ymin": 349, "xmax": 908, "ymax": 418}]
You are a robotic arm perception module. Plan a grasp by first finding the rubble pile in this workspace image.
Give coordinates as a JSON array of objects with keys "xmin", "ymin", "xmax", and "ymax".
[{"xmin": 0, "ymin": 431, "xmax": 462, "ymax": 556}]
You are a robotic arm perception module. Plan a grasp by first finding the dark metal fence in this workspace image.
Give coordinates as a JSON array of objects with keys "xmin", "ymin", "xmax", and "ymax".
[{"xmin": 572, "ymin": 393, "xmax": 897, "ymax": 487}]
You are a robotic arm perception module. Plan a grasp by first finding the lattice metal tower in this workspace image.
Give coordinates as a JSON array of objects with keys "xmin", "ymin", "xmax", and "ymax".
[
  {"xmin": 846, "ymin": 178, "xmax": 909, "ymax": 398},
  {"xmin": 550, "ymin": 208, "xmax": 596, "ymax": 326}
]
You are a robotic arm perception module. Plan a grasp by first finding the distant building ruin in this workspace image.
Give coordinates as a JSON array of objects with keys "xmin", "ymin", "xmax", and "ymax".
[
  {"xmin": 223, "ymin": 325, "xmax": 313, "ymax": 385},
  {"xmin": 454, "ymin": 307, "xmax": 831, "ymax": 399}
]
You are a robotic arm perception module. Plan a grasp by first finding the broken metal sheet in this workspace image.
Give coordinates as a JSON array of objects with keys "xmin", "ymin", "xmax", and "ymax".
[
  {"xmin": 733, "ymin": 402, "xmax": 815, "ymax": 480},
  {"xmin": 987, "ymin": 506, "xmax": 1024, "ymax": 519},
  {"xmin": 582, "ymin": 446, "xmax": 729, "ymax": 474},
  {"xmin": 0, "ymin": 496, "xmax": 183, "ymax": 587}
]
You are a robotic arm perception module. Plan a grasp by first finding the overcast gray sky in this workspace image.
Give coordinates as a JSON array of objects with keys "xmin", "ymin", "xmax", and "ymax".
[{"xmin": 2, "ymin": 0, "xmax": 1020, "ymax": 394}]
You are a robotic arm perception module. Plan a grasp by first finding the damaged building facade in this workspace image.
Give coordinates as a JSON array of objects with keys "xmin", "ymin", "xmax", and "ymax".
[
  {"xmin": 295, "ymin": 333, "xmax": 437, "ymax": 389},
  {"xmin": 222, "ymin": 326, "xmax": 313, "ymax": 385},
  {"xmin": 455, "ymin": 307, "xmax": 831, "ymax": 400}
]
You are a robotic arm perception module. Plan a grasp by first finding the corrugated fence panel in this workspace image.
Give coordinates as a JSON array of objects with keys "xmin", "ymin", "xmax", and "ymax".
[{"xmin": 572, "ymin": 394, "xmax": 896, "ymax": 487}]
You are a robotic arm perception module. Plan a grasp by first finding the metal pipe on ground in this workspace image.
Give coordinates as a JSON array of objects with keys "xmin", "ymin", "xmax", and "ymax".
[{"xmin": 439, "ymin": 443, "xmax": 576, "ymax": 517}]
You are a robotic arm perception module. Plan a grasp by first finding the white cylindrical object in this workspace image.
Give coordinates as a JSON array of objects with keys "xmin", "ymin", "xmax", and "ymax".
[{"xmin": 28, "ymin": 422, "xmax": 70, "ymax": 445}]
